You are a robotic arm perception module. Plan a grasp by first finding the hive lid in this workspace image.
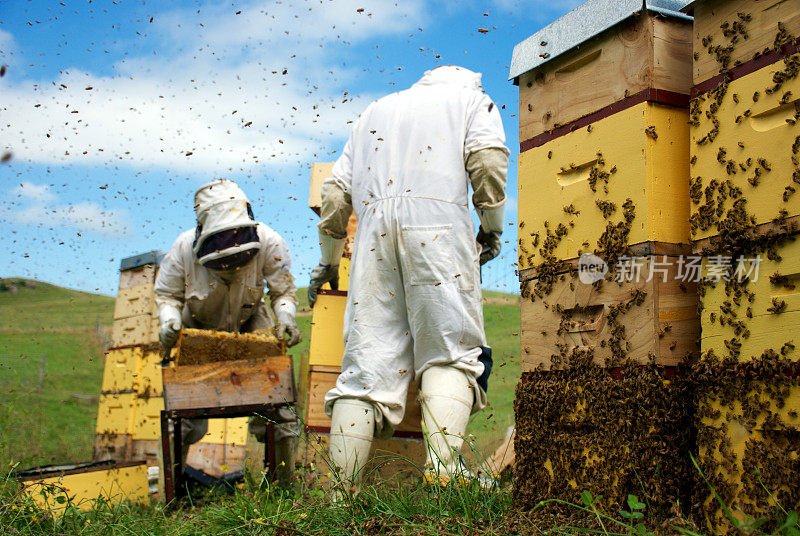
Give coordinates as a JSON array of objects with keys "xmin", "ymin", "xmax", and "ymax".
[
  {"xmin": 120, "ymin": 250, "xmax": 165, "ymax": 271},
  {"xmin": 508, "ymin": 0, "xmax": 692, "ymax": 82},
  {"xmin": 680, "ymin": 0, "xmax": 701, "ymax": 13}
]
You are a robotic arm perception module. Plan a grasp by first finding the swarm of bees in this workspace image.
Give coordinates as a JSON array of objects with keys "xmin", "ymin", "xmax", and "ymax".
[{"xmin": 514, "ymin": 358, "xmax": 694, "ymax": 522}]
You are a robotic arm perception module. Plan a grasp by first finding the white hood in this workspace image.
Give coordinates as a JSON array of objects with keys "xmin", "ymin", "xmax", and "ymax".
[
  {"xmin": 192, "ymin": 179, "xmax": 258, "ymax": 264},
  {"xmin": 413, "ymin": 65, "xmax": 483, "ymax": 91}
]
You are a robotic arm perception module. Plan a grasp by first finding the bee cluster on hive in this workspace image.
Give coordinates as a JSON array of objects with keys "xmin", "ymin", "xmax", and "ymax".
[
  {"xmin": 688, "ymin": 9, "xmax": 800, "ymax": 531},
  {"xmin": 514, "ymin": 351, "xmax": 694, "ymax": 521}
]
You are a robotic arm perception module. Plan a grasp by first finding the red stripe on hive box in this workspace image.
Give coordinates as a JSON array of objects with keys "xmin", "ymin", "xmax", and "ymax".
[
  {"xmin": 691, "ymin": 37, "xmax": 800, "ymax": 99},
  {"xmin": 519, "ymin": 88, "xmax": 690, "ymax": 153}
]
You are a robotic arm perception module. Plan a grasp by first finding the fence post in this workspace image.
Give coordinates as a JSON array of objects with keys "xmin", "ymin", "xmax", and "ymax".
[{"xmin": 38, "ymin": 353, "xmax": 45, "ymax": 394}]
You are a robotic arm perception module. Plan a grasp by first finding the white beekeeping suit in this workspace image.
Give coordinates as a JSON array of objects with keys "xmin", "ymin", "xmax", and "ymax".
[
  {"xmin": 308, "ymin": 66, "xmax": 509, "ymax": 492},
  {"xmin": 154, "ymin": 179, "xmax": 301, "ymax": 485}
]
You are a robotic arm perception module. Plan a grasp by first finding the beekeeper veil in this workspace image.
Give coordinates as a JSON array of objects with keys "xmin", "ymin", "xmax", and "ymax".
[{"xmin": 193, "ymin": 179, "xmax": 259, "ymax": 270}]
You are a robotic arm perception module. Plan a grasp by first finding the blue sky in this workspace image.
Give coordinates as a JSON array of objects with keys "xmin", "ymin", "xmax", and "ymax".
[{"xmin": 0, "ymin": 0, "xmax": 581, "ymax": 296}]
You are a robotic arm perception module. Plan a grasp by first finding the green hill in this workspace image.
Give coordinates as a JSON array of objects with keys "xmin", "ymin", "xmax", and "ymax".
[
  {"xmin": 0, "ymin": 278, "xmax": 114, "ymax": 469},
  {"xmin": 0, "ymin": 278, "xmax": 519, "ymax": 469}
]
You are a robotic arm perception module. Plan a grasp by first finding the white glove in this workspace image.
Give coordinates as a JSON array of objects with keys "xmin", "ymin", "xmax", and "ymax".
[
  {"xmin": 275, "ymin": 301, "xmax": 301, "ymax": 347},
  {"xmin": 158, "ymin": 305, "xmax": 182, "ymax": 349}
]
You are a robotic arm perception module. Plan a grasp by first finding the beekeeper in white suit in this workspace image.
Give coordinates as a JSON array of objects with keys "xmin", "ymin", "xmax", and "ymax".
[
  {"xmin": 154, "ymin": 179, "xmax": 301, "ymax": 485},
  {"xmin": 308, "ymin": 65, "xmax": 508, "ymax": 491}
]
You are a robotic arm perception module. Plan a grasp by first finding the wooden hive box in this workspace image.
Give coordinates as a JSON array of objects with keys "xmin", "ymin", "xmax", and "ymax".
[
  {"xmin": 684, "ymin": 0, "xmax": 800, "ymax": 87},
  {"xmin": 163, "ymin": 354, "xmax": 295, "ymax": 411},
  {"xmin": 699, "ymin": 237, "xmax": 800, "ymax": 360},
  {"xmin": 304, "ymin": 365, "xmax": 423, "ymax": 436},
  {"xmin": 16, "ymin": 461, "xmax": 149, "ymax": 513},
  {"xmin": 689, "ymin": 59, "xmax": 800, "ymax": 243},
  {"xmin": 111, "ymin": 252, "xmax": 163, "ymax": 347},
  {"xmin": 515, "ymin": 11, "xmax": 692, "ymax": 144},
  {"xmin": 521, "ymin": 252, "xmax": 700, "ymax": 371},
  {"xmin": 517, "ymin": 102, "xmax": 691, "ymax": 270}
]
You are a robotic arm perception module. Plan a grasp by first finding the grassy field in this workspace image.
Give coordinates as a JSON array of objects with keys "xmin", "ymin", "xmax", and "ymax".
[
  {"xmin": 0, "ymin": 279, "xmax": 114, "ymax": 470},
  {"xmin": 0, "ymin": 278, "xmax": 519, "ymax": 471}
]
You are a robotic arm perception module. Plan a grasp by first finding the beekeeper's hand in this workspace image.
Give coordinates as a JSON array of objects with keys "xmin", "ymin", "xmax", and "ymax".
[
  {"xmin": 308, "ymin": 264, "xmax": 339, "ymax": 308},
  {"xmin": 476, "ymin": 228, "xmax": 502, "ymax": 265},
  {"xmin": 158, "ymin": 305, "xmax": 182, "ymax": 349},
  {"xmin": 275, "ymin": 309, "xmax": 302, "ymax": 347}
]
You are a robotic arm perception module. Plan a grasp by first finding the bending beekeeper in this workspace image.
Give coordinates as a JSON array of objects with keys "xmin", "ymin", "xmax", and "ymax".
[
  {"xmin": 154, "ymin": 179, "xmax": 301, "ymax": 485},
  {"xmin": 308, "ymin": 65, "xmax": 508, "ymax": 492}
]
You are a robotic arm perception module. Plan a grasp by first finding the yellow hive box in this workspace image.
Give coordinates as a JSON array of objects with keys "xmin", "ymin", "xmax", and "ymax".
[
  {"xmin": 308, "ymin": 292, "xmax": 346, "ymax": 367},
  {"xmin": 200, "ymin": 417, "xmax": 249, "ymax": 446},
  {"xmin": 131, "ymin": 396, "xmax": 164, "ymax": 441},
  {"xmin": 697, "ymin": 420, "xmax": 800, "ymax": 533},
  {"xmin": 100, "ymin": 347, "xmax": 140, "ymax": 393},
  {"xmin": 686, "ymin": 0, "xmax": 800, "ymax": 86},
  {"xmin": 113, "ymin": 284, "xmax": 156, "ymax": 320},
  {"xmin": 690, "ymin": 62, "xmax": 800, "ymax": 242},
  {"xmin": 518, "ymin": 102, "xmax": 690, "ymax": 269},
  {"xmin": 133, "ymin": 346, "xmax": 163, "ymax": 396},
  {"xmin": 19, "ymin": 462, "xmax": 149, "ymax": 513},
  {"xmin": 700, "ymin": 240, "xmax": 800, "ymax": 360},
  {"xmin": 111, "ymin": 314, "xmax": 159, "ymax": 347},
  {"xmin": 95, "ymin": 393, "xmax": 135, "ymax": 436}
]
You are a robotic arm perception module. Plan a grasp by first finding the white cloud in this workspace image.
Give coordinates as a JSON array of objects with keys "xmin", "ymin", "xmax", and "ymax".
[
  {"xmin": 4, "ymin": 182, "xmax": 131, "ymax": 237},
  {"xmin": 12, "ymin": 182, "xmax": 56, "ymax": 203},
  {"xmin": 1, "ymin": 0, "xmax": 426, "ymax": 174},
  {"xmin": 0, "ymin": 29, "xmax": 17, "ymax": 65}
]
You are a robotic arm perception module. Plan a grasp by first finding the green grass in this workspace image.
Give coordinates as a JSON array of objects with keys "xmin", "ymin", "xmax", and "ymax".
[{"xmin": 0, "ymin": 279, "xmax": 113, "ymax": 470}]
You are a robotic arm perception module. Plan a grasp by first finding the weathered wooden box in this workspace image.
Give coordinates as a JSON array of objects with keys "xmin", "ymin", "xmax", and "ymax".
[
  {"xmin": 517, "ymin": 102, "xmax": 691, "ymax": 269},
  {"xmin": 309, "ymin": 292, "xmax": 347, "ymax": 368},
  {"xmin": 163, "ymin": 355, "xmax": 295, "ymax": 411},
  {"xmin": 516, "ymin": 11, "xmax": 692, "ymax": 143},
  {"xmin": 305, "ymin": 364, "xmax": 423, "ymax": 435},
  {"xmin": 521, "ymin": 252, "xmax": 699, "ymax": 371},
  {"xmin": 685, "ymin": 0, "xmax": 800, "ymax": 86}
]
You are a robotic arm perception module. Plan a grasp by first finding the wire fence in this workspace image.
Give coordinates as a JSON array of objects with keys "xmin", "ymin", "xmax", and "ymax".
[{"xmin": 0, "ymin": 353, "xmax": 46, "ymax": 395}]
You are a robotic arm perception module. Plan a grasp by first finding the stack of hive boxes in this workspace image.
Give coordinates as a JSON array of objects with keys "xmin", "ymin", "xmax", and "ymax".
[
  {"xmin": 510, "ymin": 0, "xmax": 699, "ymax": 518},
  {"xmin": 95, "ymin": 252, "xmax": 250, "ymax": 480},
  {"xmin": 684, "ymin": 0, "xmax": 800, "ymax": 530},
  {"xmin": 303, "ymin": 163, "xmax": 426, "ymax": 481}
]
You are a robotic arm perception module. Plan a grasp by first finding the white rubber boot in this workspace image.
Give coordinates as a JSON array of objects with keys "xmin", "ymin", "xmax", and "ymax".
[
  {"xmin": 328, "ymin": 398, "xmax": 375, "ymax": 497},
  {"xmin": 420, "ymin": 365, "xmax": 473, "ymax": 483}
]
